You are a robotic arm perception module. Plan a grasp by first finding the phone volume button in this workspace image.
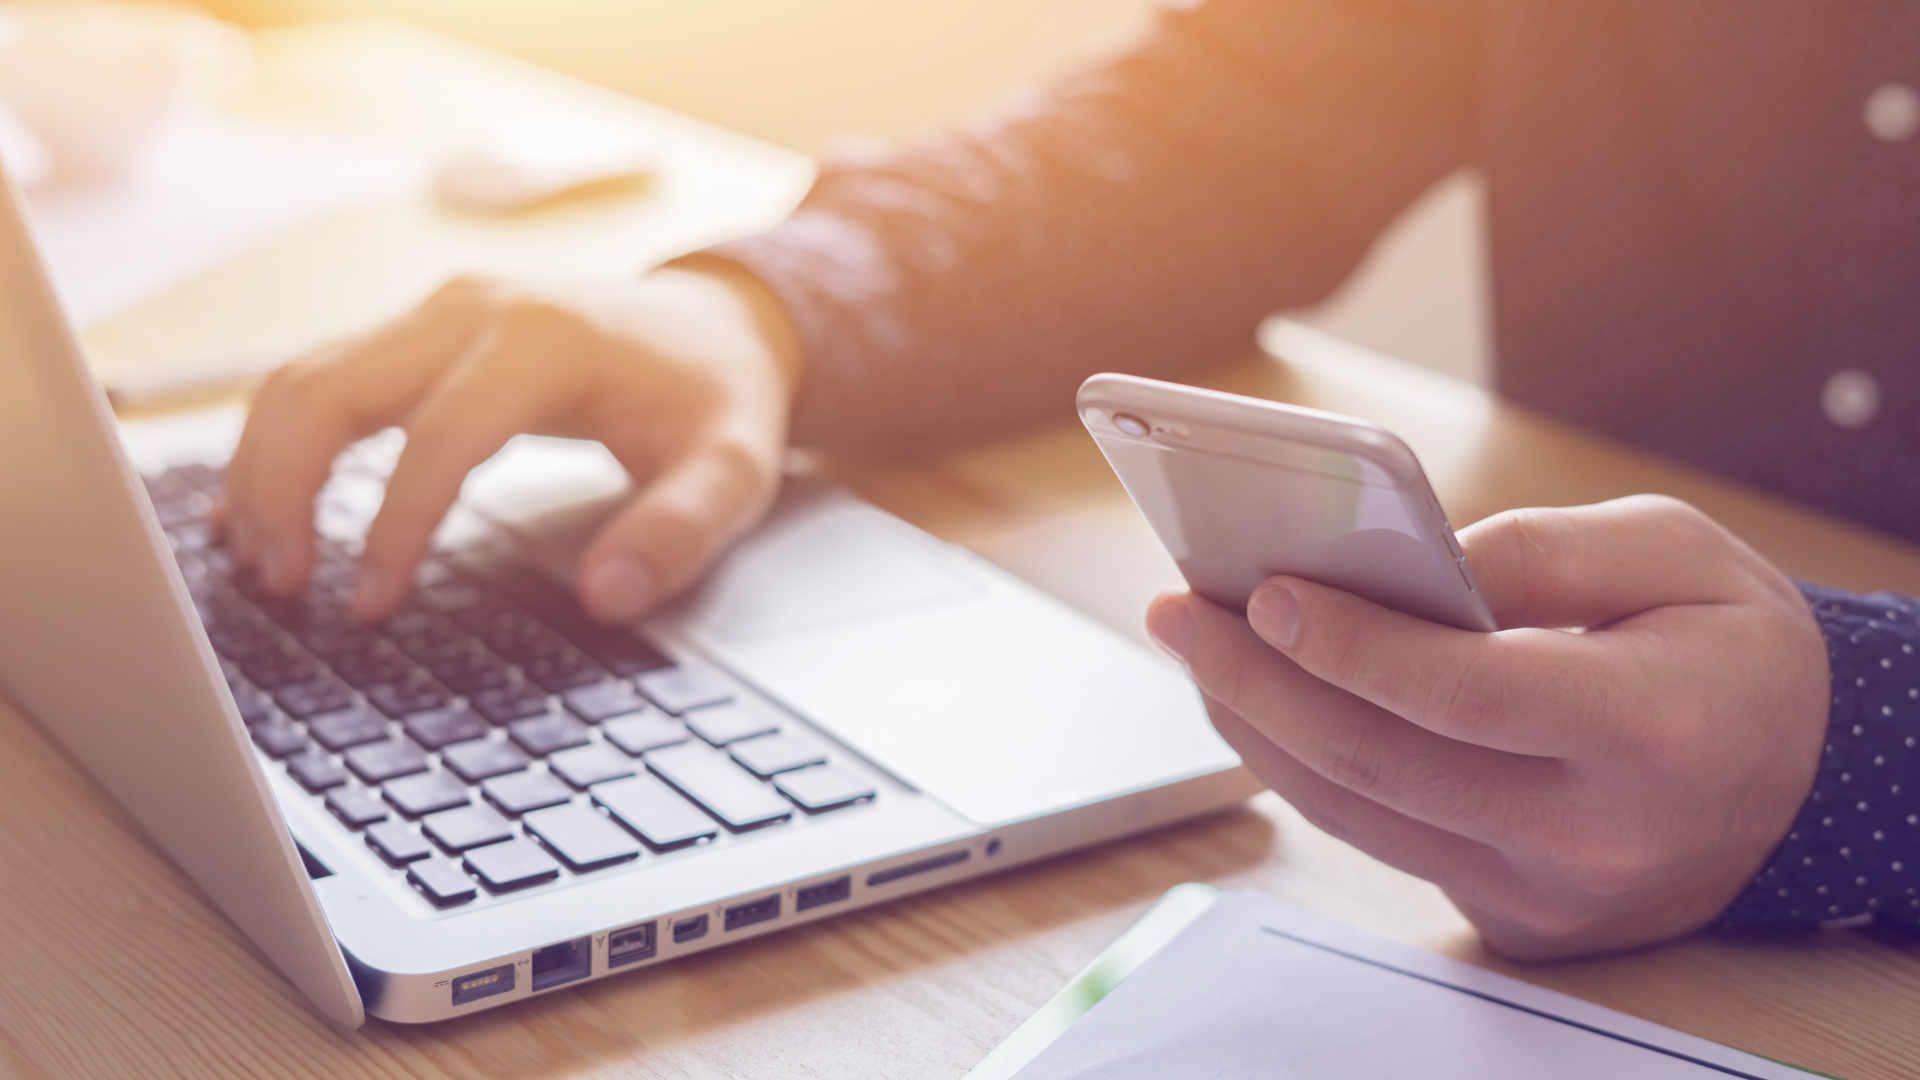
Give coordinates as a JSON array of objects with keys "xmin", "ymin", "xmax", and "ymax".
[{"xmin": 1456, "ymin": 553, "xmax": 1476, "ymax": 591}]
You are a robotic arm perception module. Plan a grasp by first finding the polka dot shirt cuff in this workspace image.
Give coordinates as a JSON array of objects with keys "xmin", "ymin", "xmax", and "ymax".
[{"xmin": 1719, "ymin": 583, "xmax": 1920, "ymax": 929}]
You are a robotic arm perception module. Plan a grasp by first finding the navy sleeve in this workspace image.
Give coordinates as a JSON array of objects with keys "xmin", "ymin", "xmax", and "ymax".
[{"xmin": 1719, "ymin": 584, "xmax": 1920, "ymax": 929}]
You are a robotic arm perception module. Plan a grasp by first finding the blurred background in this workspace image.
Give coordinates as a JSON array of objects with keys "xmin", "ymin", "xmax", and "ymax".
[{"xmin": 5, "ymin": 0, "xmax": 1490, "ymax": 382}]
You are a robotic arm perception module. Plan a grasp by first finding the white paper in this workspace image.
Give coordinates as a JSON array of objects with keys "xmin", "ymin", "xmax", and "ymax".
[
  {"xmin": 1015, "ymin": 891, "xmax": 1814, "ymax": 1080},
  {"xmin": 22, "ymin": 117, "xmax": 419, "ymax": 326}
]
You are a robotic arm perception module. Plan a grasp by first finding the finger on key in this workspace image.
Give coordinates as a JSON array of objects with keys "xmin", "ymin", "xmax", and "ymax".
[
  {"xmin": 577, "ymin": 431, "xmax": 779, "ymax": 624},
  {"xmin": 223, "ymin": 278, "xmax": 493, "ymax": 593},
  {"xmin": 352, "ymin": 327, "xmax": 578, "ymax": 620}
]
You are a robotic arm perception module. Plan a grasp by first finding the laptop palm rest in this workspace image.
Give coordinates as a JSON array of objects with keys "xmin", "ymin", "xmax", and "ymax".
[{"xmin": 471, "ymin": 437, "xmax": 1239, "ymax": 832}]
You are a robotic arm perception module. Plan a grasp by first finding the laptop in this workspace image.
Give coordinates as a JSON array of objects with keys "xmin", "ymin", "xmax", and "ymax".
[{"xmin": 0, "ymin": 169, "xmax": 1252, "ymax": 1026}]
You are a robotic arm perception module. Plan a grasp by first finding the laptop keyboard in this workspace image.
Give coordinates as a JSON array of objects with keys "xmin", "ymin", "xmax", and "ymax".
[{"xmin": 144, "ymin": 461, "xmax": 878, "ymax": 910}]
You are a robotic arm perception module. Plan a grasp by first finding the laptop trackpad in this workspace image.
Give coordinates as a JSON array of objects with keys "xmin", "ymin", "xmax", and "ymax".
[
  {"xmin": 670, "ymin": 491, "xmax": 984, "ymax": 640},
  {"xmin": 676, "ymin": 486, "xmax": 1233, "ymax": 827}
]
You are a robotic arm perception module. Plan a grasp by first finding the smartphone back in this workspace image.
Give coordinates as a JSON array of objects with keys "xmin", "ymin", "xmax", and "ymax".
[{"xmin": 1079, "ymin": 374, "xmax": 1496, "ymax": 632}]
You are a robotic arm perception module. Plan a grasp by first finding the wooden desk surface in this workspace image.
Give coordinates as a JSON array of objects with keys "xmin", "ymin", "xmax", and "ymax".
[{"xmin": 5, "ymin": 21, "xmax": 1918, "ymax": 1080}]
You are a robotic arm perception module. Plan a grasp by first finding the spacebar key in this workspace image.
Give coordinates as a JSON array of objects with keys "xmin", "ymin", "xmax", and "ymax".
[{"xmin": 645, "ymin": 744, "xmax": 793, "ymax": 832}]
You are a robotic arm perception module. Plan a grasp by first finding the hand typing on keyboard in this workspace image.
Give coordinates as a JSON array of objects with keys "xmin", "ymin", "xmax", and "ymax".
[
  {"xmin": 214, "ymin": 264, "xmax": 802, "ymax": 624},
  {"xmin": 151, "ymin": 463, "xmax": 878, "ymax": 909}
]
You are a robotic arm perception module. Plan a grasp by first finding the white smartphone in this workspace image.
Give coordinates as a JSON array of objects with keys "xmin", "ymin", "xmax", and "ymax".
[{"xmin": 1078, "ymin": 373, "xmax": 1497, "ymax": 632}]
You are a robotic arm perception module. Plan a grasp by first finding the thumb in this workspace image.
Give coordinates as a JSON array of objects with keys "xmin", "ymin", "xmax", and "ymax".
[
  {"xmin": 1461, "ymin": 494, "xmax": 1745, "ymax": 629},
  {"xmin": 577, "ymin": 439, "xmax": 778, "ymax": 623}
]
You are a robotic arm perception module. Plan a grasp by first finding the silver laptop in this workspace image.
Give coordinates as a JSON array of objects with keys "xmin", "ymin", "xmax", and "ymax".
[{"xmin": 0, "ymin": 169, "xmax": 1251, "ymax": 1026}]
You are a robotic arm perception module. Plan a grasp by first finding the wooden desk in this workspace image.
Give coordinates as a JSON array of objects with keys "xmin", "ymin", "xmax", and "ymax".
[{"xmin": 5, "ymin": 21, "xmax": 1917, "ymax": 1080}]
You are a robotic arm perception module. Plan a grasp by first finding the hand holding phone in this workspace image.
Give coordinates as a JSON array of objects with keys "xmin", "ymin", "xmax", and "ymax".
[
  {"xmin": 1090, "ymin": 374, "xmax": 1835, "ymax": 964},
  {"xmin": 1078, "ymin": 373, "xmax": 1496, "ymax": 632}
]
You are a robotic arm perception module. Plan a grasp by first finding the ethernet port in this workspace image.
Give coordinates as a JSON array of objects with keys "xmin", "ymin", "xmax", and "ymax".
[{"xmin": 530, "ymin": 936, "xmax": 592, "ymax": 992}]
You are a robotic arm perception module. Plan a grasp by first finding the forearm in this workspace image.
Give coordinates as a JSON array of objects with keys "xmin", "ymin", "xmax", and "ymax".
[
  {"xmin": 1719, "ymin": 584, "xmax": 1920, "ymax": 929},
  {"xmin": 707, "ymin": 0, "xmax": 1483, "ymax": 454}
]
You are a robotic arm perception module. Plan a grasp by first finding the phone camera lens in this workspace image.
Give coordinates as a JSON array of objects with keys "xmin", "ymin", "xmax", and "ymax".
[{"xmin": 1113, "ymin": 412, "xmax": 1150, "ymax": 436}]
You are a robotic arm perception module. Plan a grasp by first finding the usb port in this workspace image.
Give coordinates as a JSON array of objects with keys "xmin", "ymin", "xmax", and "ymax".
[
  {"xmin": 608, "ymin": 921, "xmax": 657, "ymax": 968},
  {"xmin": 451, "ymin": 963, "xmax": 514, "ymax": 1006},
  {"xmin": 795, "ymin": 875, "xmax": 851, "ymax": 912},
  {"xmin": 723, "ymin": 893, "xmax": 781, "ymax": 932},
  {"xmin": 673, "ymin": 914, "xmax": 709, "ymax": 944}
]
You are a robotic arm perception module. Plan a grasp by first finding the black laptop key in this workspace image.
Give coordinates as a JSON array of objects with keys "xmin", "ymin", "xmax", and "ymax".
[
  {"xmin": 473, "ymin": 560, "xmax": 570, "ymax": 613},
  {"xmin": 345, "ymin": 737, "xmax": 430, "ymax": 784},
  {"xmin": 332, "ymin": 646, "xmax": 418, "ymax": 690},
  {"xmin": 645, "ymin": 744, "xmax": 792, "ymax": 832},
  {"xmin": 407, "ymin": 856, "xmax": 479, "ymax": 907},
  {"xmin": 387, "ymin": 619, "xmax": 445, "ymax": 658},
  {"xmin": 383, "ymin": 770, "xmax": 470, "ymax": 817},
  {"xmin": 684, "ymin": 701, "xmax": 780, "ymax": 747},
  {"xmin": 463, "ymin": 838, "xmax": 562, "ymax": 893},
  {"xmin": 256, "ymin": 592, "xmax": 343, "ymax": 631},
  {"xmin": 601, "ymin": 714, "xmax": 688, "ymax": 757},
  {"xmin": 366, "ymin": 820, "xmax": 433, "ymax": 865},
  {"xmin": 154, "ymin": 490, "xmax": 215, "ymax": 528},
  {"xmin": 636, "ymin": 665, "xmax": 734, "ymax": 715},
  {"xmin": 479, "ymin": 614, "xmax": 557, "ymax": 663},
  {"xmin": 416, "ymin": 581, "xmax": 485, "ymax": 614},
  {"xmin": 207, "ymin": 625, "xmax": 266, "ymax": 661},
  {"xmin": 481, "ymin": 770, "xmax": 574, "ymax": 816},
  {"xmin": 503, "ymin": 575, "xmax": 670, "ymax": 674},
  {"xmin": 523, "ymin": 803, "xmax": 639, "ymax": 871},
  {"xmin": 507, "ymin": 712, "xmax": 590, "ymax": 757},
  {"xmin": 776, "ymin": 764, "xmax": 878, "ymax": 814},
  {"xmin": 364, "ymin": 672, "xmax": 451, "ymax": 718},
  {"xmin": 250, "ymin": 717, "xmax": 309, "ymax": 758},
  {"xmin": 174, "ymin": 462, "xmax": 221, "ymax": 486},
  {"xmin": 383, "ymin": 609, "xmax": 440, "ymax": 639},
  {"xmin": 307, "ymin": 706, "xmax": 390, "ymax": 751},
  {"xmin": 198, "ymin": 584, "xmax": 252, "ymax": 622},
  {"xmin": 442, "ymin": 738, "xmax": 532, "ymax": 783},
  {"xmin": 523, "ymin": 647, "xmax": 605, "ymax": 692},
  {"xmin": 402, "ymin": 706, "xmax": 490, "ymax": 750},
  {"xmin": 471, "ymin": 681, "xmax": 551, "ymax": 725},
  {"xmin": 286, "ymin": 750, "xmax": 349, "ymax": 792},
  {"xmin": 308, "ymin": 546, "xmax": 359, "ymax": 591},
  {"xmin": 227, "ymin": 681, "xmax": 274, "ymax": 726},
  {"xmin": 143, "ymin": 469, "xmax": 188, "ymax": 503},
  {"xmin": 560, "ymin": 679, "xmax": 649, "ymax": 723},
  {"xmin": 300, "ymin": 622, "xmax": 385, "ymax": 659},
  {"xmin": 592, "ymin": 774, "xmax": 718, "ymax": 850},
  {"xmin": 154, "ymin": 494, "xmax": 214, "ymax": 529},
  {"xmin": 548, "ymin": 743, "xmax": 637, "ymax": 789},
  {"xmin": 241, "ymin": 651, "xmax": 320, "ymax": 690},
  {"xmin": 165, "ymin": 521, "xmax": 214, "ymax": 551},
  {"xmin": 422, "ymin": 804, "xmax": 515, "ymax": 853},
  {"xmin": 428, "ymin": 650, "xmax": 516, "ymax": 695},
  {"xmin": 446, "ymin": 602, "xmax": 516, "ymax": 636},
  {"xmin": 578, "ymin": 631, "xmax": 673, "ymax": 678},
  {"xmin": 730, "ymin": 733, "xmax": 828, "ymax": 779},
  {"xmin": 324, "ymin": 785, "xmax": 389, "ymax": 829},
  {"xmin": 272, "ymin": 676, "xmax": 355, "ymax": 719}
]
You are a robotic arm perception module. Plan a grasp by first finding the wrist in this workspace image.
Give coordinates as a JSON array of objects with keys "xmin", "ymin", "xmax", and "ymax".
[
  {"xmin": 656, "ymin": 254, "xmax": 805, "ymax": 403},
  {"xmin": 1718, "ymin": 583, "xmax": 1920, "ymax": 929}
]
